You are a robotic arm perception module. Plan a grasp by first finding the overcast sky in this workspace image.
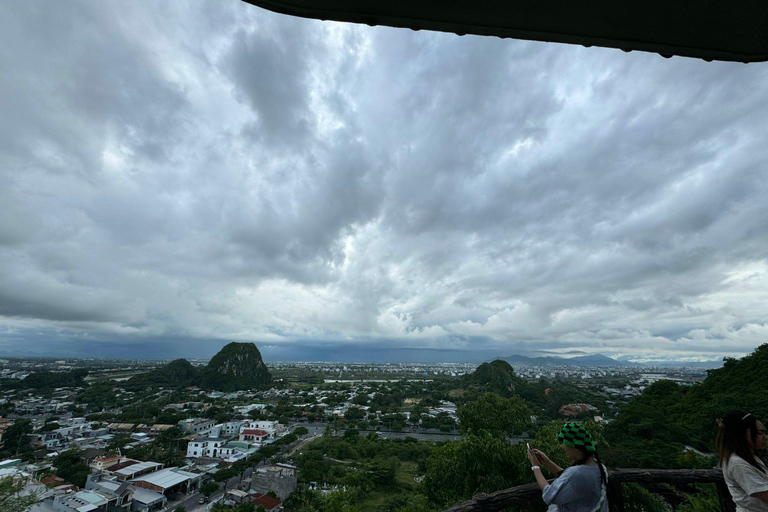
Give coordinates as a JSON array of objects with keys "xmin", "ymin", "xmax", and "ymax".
[{"xmin": 1, "ymin": 1, "xmax": 767, "ymax": 362}]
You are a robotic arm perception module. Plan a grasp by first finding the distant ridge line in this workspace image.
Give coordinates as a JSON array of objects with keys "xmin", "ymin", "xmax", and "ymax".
[{"xmin": 497, "ymin": 353, "xmax": 723, "ymax": 368}]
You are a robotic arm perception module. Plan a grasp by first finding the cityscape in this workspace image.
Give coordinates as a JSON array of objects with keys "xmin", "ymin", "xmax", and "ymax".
[
  {"xmin": 2, "ymin": 0, "xmax": 767, "ymax": 511},
  {"xmin": 0, "ymin": 345, "xmax": 720, "ymax": 512}
]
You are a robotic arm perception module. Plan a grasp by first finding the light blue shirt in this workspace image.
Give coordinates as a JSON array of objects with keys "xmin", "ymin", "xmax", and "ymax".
[{"xmin": 542, "ymin": 464, "xmax": 608, "ymax": 512}]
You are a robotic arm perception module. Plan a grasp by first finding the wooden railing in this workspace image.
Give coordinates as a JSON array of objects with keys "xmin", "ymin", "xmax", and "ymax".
[{"xmin": 442, "ymin": 469, "xmax": 736, "ymax": 512}]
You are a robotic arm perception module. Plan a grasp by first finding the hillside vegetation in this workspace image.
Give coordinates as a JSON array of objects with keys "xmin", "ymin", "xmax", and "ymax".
[
  {"xmin": 604, "ymin": 344, "xmax": 768, "ymax": 468},
  {"xmin": 126, "ymin": 342, "xmax": 272, "ymax": 391}
]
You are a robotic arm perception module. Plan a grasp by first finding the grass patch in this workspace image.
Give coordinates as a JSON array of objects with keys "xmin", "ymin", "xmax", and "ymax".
[{"xmin": 396, "ymin": 461, "xmax": 419, "ymax": 489}]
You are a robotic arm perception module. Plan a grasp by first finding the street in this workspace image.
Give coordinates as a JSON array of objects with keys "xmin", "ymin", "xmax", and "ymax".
[{"xmin": 164, "ymin": 466, "xmax": 256, "ymax": 512}]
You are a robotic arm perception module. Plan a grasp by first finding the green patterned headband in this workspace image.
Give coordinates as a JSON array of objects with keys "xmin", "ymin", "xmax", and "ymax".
[{"xmin": 557, "ymin": 422, "xmax": 596, "ymax": 452}]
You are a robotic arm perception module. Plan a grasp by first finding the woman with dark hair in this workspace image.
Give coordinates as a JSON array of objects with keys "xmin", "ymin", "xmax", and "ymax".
[
  {"xmin": 717, "ymin": 410, "xmax": 768, "ymax": 511},
  {"xmin": 527, "ymin": 422, "xmax": 608, "ymax": 512}
]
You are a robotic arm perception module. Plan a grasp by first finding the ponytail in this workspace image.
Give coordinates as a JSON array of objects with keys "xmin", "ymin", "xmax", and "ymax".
[
  {"xmin": 573, "ymin": 448, "xmax": 608, "ymax": 486},
  {"xmin": 594, "ymin": 451, "xmax": 608, "ymax": 486}
]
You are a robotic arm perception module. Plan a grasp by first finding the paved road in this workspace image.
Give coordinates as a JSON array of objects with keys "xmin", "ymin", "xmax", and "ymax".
[
  {"xmin": 164, "ymin": 466, "xmax": 256, "ymax": 512},
  {"xmin": 292, "ymin": 422, "xmax": 464, "ymax": 442},
  {"xmin": 291, "ymin": 422, "xmax": 528, "ymax": 443},
  {"xmin": 374, "ymin": 431, "xmax": 461, "ymax": 442}
]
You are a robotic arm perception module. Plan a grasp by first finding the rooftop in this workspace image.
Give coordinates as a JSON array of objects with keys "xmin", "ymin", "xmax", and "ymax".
[
  {"xmin": 132, "ymin": 468, "xmax": 198, "ymax": 490},
  {"xmin": 114, "ymin": 461, "xmax": 162, "ymax": 477}
]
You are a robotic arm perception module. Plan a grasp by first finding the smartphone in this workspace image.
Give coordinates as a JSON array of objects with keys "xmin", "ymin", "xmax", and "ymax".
[{"xmin": 526, "ymin": 442, "xmax": 531, "ymax": 451}]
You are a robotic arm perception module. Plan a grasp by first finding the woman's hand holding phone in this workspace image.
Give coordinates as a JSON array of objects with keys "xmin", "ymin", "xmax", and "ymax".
[{"xmin": 526, "ymin": 443, "xmax": 540, "ymax": 465}]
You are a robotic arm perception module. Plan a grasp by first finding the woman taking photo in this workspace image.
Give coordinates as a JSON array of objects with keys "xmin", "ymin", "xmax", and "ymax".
[
  {"xmin": 717, "ymin": 410, "xmax": 768, "ymax": 511},
  {"xmin": 527, "ymin": 422, "xmax": 608, "ymax": 512}
]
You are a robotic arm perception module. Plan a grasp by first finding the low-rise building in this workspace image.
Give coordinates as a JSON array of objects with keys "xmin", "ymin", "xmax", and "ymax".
[
  {"xmin": 250, "ymin": 493, "xmax": 283, "ymax": 511},
  {"xmin": 107, "ymin": 424, "xmax": 136, "ymax": 434},
  {"xmin": 186, "ymin": 438, "xmax": 226, "ymax": 458},
  {"xmin": 177, "ymin": 418, "xmax": 215, "ymax": 435},
  {"xmin": 215, "ymin": 421, "xmax": 246, "ymax": 438},
  {"xmin": 49, "ymin": 488, "xmax": 127, "ymax": 512},
  {"xmin": 239, "ymin": 429, "xmax": 268, "ymax": 443},
  {"xmin": 86, "ymin": 473, "xmax": 165, "ymax": 512},
  {"xmin": 130, "ymin": 467, "xmax": 201, "ymax": 496},
  {"xmin": 148, "ymin": 424, "xmax": 175, "ymax": 435},
  {"xmin": 250, "ymin": 464, "xmax": 297, "ymax": 500},
  {"xmin": 114, "ymin": 461, "xmax": 164, "ymax": 482}
]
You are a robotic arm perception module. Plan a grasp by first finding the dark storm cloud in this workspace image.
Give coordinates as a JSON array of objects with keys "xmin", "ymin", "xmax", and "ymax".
[{"xmin": 1, "ymin": 0, "xmax": 767, "ymax": 361}]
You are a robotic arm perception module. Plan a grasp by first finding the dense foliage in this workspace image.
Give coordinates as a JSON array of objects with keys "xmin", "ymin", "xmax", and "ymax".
[
  {"xmin": 14, "ymin": 369, "xmax": 88, "ymax": 390},
  {"xmin": 0, "ymin": 476, "xmax": 39, "ymax": 512},
  {"xmin": 290, "ymin": 433, "xmax": 433, "ymax": 512},
  {"xmin": 464, "ymin": 360, "xmax": 529, "ymax": 397},
  {"xmin": 461, "ymin": 360, "xmax": 612, "ymax": 421},
  {"xmin": 122, "ymin": 342, "xmax": 272, "ymax": 392},
  {"xmin": 0, "ymin": 419, "xmax": 32, "ymax": 458},
  {"xmin": 423, "ymin": 431, "xmax": 528, "ymax": 509},
  {"xmin": 603, "ymin": 344, "xmax": 768, "ymax": 469},
  {"xmin": 200, "ymin": 342, "xmax": 272, "ymax": 391},
  {"xmin": 126, "ymin": 359, "xmax": 199, "ymax": 390},
  {"xmin": 286, "ymin": 348, "xmax": 768, "ymax": 511},
  {"xmin": 53, "ymin": 449, "xmax": 90, "ymax": 488},
  {"xmin": 457, "ymin": 392, "xmax": 531, "ymax": 437}
]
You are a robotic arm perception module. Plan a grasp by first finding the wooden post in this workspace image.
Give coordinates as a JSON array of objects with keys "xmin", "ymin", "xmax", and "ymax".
[
  {"xmin": 607, "ymin": 481, "xmax": 624, "ymax": 512},
  {"xmin": 715, "ymin": 481, "xmax": 736, "ymax": 512}
]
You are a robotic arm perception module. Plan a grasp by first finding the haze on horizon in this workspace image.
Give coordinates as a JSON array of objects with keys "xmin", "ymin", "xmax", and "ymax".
[{"xmin": 1, "ymin": 1, "xmax": 767, "ymax": 363}]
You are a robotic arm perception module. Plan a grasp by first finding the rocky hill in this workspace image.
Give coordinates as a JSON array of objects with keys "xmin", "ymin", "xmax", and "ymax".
[
  {"xmin": 158, "ymin": 358, "xmax": 199, "ymax": 386},
  {"xmin": 125, "ymin": 358, "xmax": 199, "ymax": 389},
  {"xmin": 199, "ymin": 342, "xmax": 272, "ymax": 391},
  {"xmin": 464, "ymin": 359, "xmax": 528, "ymax": 396},
  {"xmin": 126, "ymin": 342, "xmax": 271, "ymax": 391}
]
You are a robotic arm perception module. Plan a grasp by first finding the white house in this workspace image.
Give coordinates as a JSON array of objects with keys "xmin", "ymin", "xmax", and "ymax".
[
  {"xmin": 186, "ymin": 437, "xmax": 226, "ymax": 458},
  {"xmin": 239, "ymin": 429, "xmax": 269, "ymax": 443},
  {"xmin": 239, "ymin": 421, "xmax": 284, "ymax": 439},
  {"xmin": 209, "ymin": 421, "xmax": 246, "ymax": 439},
  {"xmin": 178, "ymin": 418, "xmax": 216, "ymax": 435}
]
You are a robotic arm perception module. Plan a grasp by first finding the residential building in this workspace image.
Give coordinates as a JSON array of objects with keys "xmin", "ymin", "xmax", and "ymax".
[
  {"xmin": 86, "ymin": 473, "xmax": 165, "ymax": 512},
  {"xmin": 186, "ymin": 437, "xmax": 225, "ymax": 458},
  {"xmin": 114, "ymin": 461, "xmax": 164, "ymax": 482},
  {"xmin": 89, "ymin": 455, "xmax": 127, "ymax": 472},
  {"xmin": 177, "ymin": 418, "xmax": 215, "ymax": 435},
  {"xmin": 239, "ymin": 429, "xmax": 268, "ymax": 443},
  {"xmin": 130, "ymin": 467, "xmax": 201, "ymax": 496},
  {"xmin": 250, "ymin": 493, "xmax": 283, "ymax": 511},
  {"xmin": 49, "ymin": 488, "xmax": 128, "ymax": 512},
  {"xmin": 216, "ymin": 421, "xmax": 246, "ymax": 438},
  {"xmin": 250, "ymin": 464, "xmax": 297, "ymax": 500}
]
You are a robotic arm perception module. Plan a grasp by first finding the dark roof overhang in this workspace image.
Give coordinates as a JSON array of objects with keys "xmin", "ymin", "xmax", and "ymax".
[{"xmin": 242, "ymin": 0, "xmax": 768, "ymax": 63}]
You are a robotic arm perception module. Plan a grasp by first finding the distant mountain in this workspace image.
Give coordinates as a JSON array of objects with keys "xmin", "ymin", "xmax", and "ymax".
[
  {"xmin": 199, "ymin": 342, "xmax": 272, "ymax": 391},
  {"xmin": 127, "ymin": 342, "xmax": 272, "ymax": 391},
  {"xmin": 568, "ymin": 354, "xmax": 636, "ymax": 366},
  {"xmin": 500, "ymin": 353, "xmax": 723, "ymax": 368},
  {"xmin": 500, "ymin": 353, "xmax": 634, "ymax": 367},
  {"xmin": 614, "ymin": 356, "xmax": 723, "ymax": 369}
]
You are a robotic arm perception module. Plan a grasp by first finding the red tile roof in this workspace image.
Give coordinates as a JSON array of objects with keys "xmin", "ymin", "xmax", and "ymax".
[
  {"xmin": 241, "ymin": 429, "xmax": 268, "ymax": 436},
  {"xmin": 251, "ymin": 493, "xmax": 281, "ymax": 510},
  {"xmin": 41, "ymin": 475, "xmax": 65, "ymax": 486}
]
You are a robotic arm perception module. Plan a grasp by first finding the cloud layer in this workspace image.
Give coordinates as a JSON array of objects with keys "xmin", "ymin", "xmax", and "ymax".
[{"xmin": 1, "ymin": 1, "xmax": 768, "ymax": 361}]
